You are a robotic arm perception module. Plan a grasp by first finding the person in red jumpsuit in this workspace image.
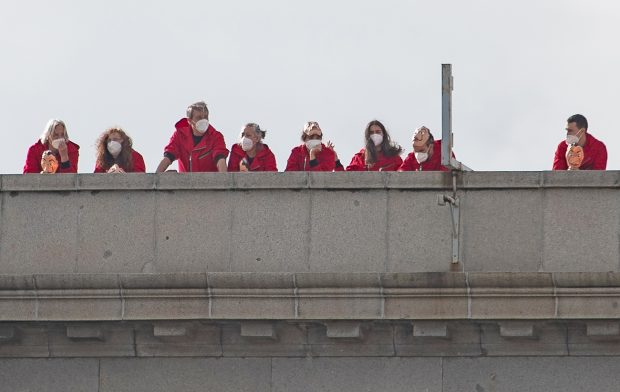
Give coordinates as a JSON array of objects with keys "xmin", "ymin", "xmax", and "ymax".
[
  {"xmin": 398, "ymin": 126, "xmax": 451, "ymax": 172},
  {"xmin": 23, "ymin": 119, "xmax": 79, "ymax": 173},
  {"xmin": 228, "ymin": 123, "xmax": 277, "ymax": 172},
  {"xmin": 94, "ymin": 127, "xmax": 146, "ymax": 173},
  {"xmin": 285, "ymin": 121, "xmax": 343, "ymax": 171},
  {"xmin": 552, "ymin": 114, "xmax": 607, "ymax": 170},
  {"xmin": 156, "ymin": 101, "xmax": 228, "ymax": 172},
  {"xmin": 346, "ymin": 120, "xmax": 402, "ymax": 171}
]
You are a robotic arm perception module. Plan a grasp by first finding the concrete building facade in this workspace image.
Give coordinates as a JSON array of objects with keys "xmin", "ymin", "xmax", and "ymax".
[{"xmin": 1, "ymin": 171, "xmax": 619, "ymax": 391}]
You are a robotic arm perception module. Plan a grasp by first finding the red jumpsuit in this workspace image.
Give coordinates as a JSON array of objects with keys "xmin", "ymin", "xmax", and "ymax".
[
  {"xmin": 23, "ymin": 140, "xmax": 80, "ymax": 173},
  {"xmin": 94, "ymin": 150, "xmax": 146, "ymax": 173},
  {"xmin": 163, "ymin": 118, "xmax": 229, "ymax": 172},
  {"xmin": 346, "ymin": 148, "xmax": 402, "ymax": 171},
  {"xmin": 228, "ymin": 143, "xmax": 277, "ymax": 172},
  {"xmin": 552, "ymin": 133, "xmax": 607, "ymax": 170},
  {"xmin": 398, "ymin": 140, "xmax": 451, "ymax": 171},
  {"xmin": 285, "ymin": 144, "xmax": 337, "ymax": 172}
]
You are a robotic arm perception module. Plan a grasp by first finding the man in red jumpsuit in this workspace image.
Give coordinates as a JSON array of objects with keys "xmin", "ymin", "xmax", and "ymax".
[
  {"xmin": 398, "ymin": 126, "xmax": 451, "ymax": 172},
  {"xmin": 552, "ymin": 114, "xmax": 607, "ymax": 170},
  {"xmin": 156, "ymin": 101, "xmax": 228, "ymax": 172}
]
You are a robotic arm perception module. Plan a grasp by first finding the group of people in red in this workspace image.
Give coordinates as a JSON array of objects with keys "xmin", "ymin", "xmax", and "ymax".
[{"xmin": 24, "ymin": 101, "xmax": 607, "ymax": 174}]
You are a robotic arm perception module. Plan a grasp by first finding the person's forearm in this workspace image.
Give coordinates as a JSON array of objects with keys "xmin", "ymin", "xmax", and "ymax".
[
  {"xmin": 156, "ymin": 157, "xmax": 172, "ymax": 173},
  {"xmin": 217, "ymin": 158, "xmax": 227, "ymax": 172}
]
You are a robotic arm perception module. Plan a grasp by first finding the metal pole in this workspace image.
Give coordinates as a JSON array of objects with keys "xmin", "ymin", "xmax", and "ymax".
[{"xmin": 441, "ymin": 64, "xmax": 453, "ymax": 168}]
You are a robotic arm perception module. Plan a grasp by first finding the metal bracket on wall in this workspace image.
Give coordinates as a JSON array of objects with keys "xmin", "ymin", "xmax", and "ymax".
[{"xmin": 438, "ymin": 172, "xmax": 460, "ymax": 264}]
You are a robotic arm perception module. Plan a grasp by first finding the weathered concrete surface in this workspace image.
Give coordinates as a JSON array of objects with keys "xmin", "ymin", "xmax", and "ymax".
[
  {"xmin": 443, "ymin": 357, "xmax": 620, "ymax": 392},
  {"xmin": 0, "ymin": 172, "xmax": 619, "ymax": 391},
  {"xmin": 271, "ymin": 357, "xmax": 442, "ymax": 392},
  {"xmin": 3, "ymin": 356, "xmax": 620, "ymax": 392},
  {"xmin": 99, "ymin": 358, "xmax": 272, "ymax": 392},
  {"xmin": 0, "ymin": 359, "xmax": 99, "ymax": 392},
  {"xmin": 1, "ymin": 171, "xmax": 619, "ymax": 274}
]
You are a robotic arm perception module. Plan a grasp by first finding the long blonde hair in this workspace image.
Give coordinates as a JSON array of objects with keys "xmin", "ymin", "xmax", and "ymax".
[{"xmin": 40, "ymin": 119, "xmax": 68, "ymax": 144}]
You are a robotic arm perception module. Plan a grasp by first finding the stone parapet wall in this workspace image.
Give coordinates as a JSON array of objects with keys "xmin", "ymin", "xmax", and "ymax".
[{"xmin": 1, "ymin": 171, "xmax": 619, "ymax": 275}]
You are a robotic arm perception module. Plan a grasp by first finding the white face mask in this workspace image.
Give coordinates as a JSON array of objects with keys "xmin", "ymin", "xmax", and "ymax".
[
  {"xmin": 195, "ymin": 119, "xmax": 209, "ymax": 133},
  {"xmin": 241, "ymin": 137, "xmax": 254, "ymax": 151},
  {"xmin": 415, "ymin": 152, "xmax": 429, "ymax": 163},
  {"xmin": 305, "ymin": 139, "xmax": 322, "ymax": 150},
  {"xmin": 566, "ymin": 129, "xmax": 583, "ymax": 145},
  {"xmin": 51, "ymin": 138, "xmax": 64, "ymax": 149},
  {"xmin": 370, "ymin": 134, "xmax": 383, "ymax": 146},
  {"xmin": 107, "ymin": 140, "xmax": 122, "ymax": 157}
]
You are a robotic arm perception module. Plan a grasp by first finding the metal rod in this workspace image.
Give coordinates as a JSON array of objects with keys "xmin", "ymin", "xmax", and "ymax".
[{"xmin": 441, "ymin": 64, "xmax": 452, "ymax": 168}]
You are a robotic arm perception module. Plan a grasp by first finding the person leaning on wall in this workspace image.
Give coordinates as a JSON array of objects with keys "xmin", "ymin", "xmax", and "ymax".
[
  {"xmin": 156, "ymin": 101, "xmax": 228, "ymax": 173},
  {"xmin": 23, "ymin": 119, "xmax": 79, "ymax": 173},
  {"xmin": 228, "ymin": 123, "xmax": 277, "ymax": 172},
  {"xmin": 552, "ymin": 114, "xmax": 607, "ymax": 170},
  {"xmin": 285, "ymin": 121, "xmax": 342, "ymax": 172},
  {"xmin": 398, "ymin": 126, "xmax": 453, "ymax": 172},
  {"xmin": 94, "ymin": 127, "xmax": 146, "ymax": 173},
  {"xmin": 346, "ymin": 120, "xmax": 402, "ymax": 171}
]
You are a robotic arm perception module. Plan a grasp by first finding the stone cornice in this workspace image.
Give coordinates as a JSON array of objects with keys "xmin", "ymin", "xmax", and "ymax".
[{"xmin": 2, "ymin": 272, "xmax": 620, "ymax": 322}]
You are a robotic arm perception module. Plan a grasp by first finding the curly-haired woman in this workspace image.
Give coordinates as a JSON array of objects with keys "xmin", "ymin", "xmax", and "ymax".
[{"xmin": 94, "ymin": 127, "xmax": 146, "ymax": 173}]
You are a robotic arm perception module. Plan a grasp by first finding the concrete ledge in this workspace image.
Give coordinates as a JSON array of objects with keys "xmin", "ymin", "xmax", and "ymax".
[
  {"xmin": 78, "ymin": 174, "xmax": 158, "ymax": 190},
  {"xmin": 120, "ymin": 273, "xmax": 207, "ymax": 289},
  {"xmin": 5, "ymin": 171, "xmax": 620, "ymax": 192},
  {"xmin": 2, "ymin": 272, "xmax": 620, "ymax": 322},
  {"xmin": 467, "ymin": 273, "xmax": 554, "ymax": 288},
  {"xmin": 208, "ymin": 273, "xmax": 295, "ymax": 289}
]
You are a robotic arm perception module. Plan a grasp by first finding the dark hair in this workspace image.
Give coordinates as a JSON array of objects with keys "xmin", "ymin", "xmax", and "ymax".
[
  {"xmin": 567, "ymin": 114, "xmax": 588, "ymax": 131},
  {"xmin": 364, "ymin": 120, "xmax": 402, "ymax": 165}
]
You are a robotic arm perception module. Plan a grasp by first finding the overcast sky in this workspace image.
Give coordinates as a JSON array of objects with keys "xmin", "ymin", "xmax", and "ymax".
[{"xmin": 1, "ymin": 0, "xmax": 618, "ymax": 173}]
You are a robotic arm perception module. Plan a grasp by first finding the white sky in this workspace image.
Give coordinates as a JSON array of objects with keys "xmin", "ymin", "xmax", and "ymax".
[{"xmin": 1, "ymin": 0, "xmax": 619, "ymax": 173}]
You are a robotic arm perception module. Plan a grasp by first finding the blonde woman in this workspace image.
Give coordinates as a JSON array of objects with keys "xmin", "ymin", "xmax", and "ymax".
[{"xmin": 24, "ymin": 119, "xmax": 79, "ymax": 173}]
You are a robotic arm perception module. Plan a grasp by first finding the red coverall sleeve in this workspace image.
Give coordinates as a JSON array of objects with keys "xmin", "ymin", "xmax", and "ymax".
[
  {"xmin": 227, "ymin": 146, "xmax": 242, "ymax": 172},
  {"xmin": 132, "ymin": 151, "xmax": 146, "ymax": 173},
  {"xmin": 94, "ymin": 164, "xmax": 105, "ymax": 173},
  {"xmin": 163, "ymin": 130, "xmax": 180, "ymax": 161},
  {"xmin": 285, "ymin": 148, "xmax": 302, "ymax": 171},
  {"xmin": 211, "ymin": 132, "xmax": 229, "ymax": 163},
  {"xmin": 310, "ymin": 149, "xmax": 336, "ymax": 172},
  {"xmin": 592, "ymin": 143, "xmax": 607, "ymax": 170},
  {"xmin": 57, "ymin": 147, "xmax": 79, "ymax": 173},
  {"xmin": 383, "ymin": 155, "xmax": 403, "ymax": 171},
  {"xmin": 552, "ymin": 142, "xmax": 568, "ymax": 170},
  {"xmin": 346, "ymin": 152, "xmax": 366, "ymax": 171},
  {"xmin": 23, "ymin": 145, "xmax": 42, "ymax": 173},
  {"xmin": 398, "ymin": 153, "xmax": 416, "ymax": 172},
  {"xmin": 263, "ymin": 149, "xmax": 278, "ymax": 172}
]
